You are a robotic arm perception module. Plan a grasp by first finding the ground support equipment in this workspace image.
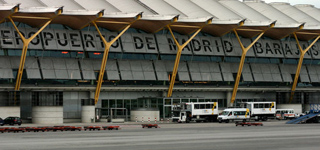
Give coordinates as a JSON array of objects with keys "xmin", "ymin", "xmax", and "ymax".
[
  {"xmin": 235, "ymin": 122, "xmax": 263, "ymax": 126},
  {"xmin": 84, "ymin": 126, "xmax": 101, "ymax": 131},
  {"xmin": 102, "ymin": 126, "xmax": 120, "ymax": 130},
  {"xmin": 141, "ymin": 124, "xmax": 159, "ymax": 128}
]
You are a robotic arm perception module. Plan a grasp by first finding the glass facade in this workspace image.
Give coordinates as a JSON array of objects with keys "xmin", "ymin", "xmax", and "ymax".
[{"xmin": 99, "ymin": 98, "xmax": 228, "ymax": 120}]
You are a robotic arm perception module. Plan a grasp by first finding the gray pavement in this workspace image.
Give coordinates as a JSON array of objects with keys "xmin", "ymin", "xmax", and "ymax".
[{"xmin": 1, "ymin": 120, "xmax": 320, "ymax": 150}]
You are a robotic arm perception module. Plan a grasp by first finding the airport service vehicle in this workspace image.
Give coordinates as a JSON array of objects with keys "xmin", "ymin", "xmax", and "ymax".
[
  {"xmin": 217, "ymin": 108, "xmax": 250, "ymax": 123},
  {"xmin": 245, "ymin": 102, "xmax": 276, "ymax": 121},
  {"xmin": 276, "ymin": 109, "xmax": 296, "ymax": 120},
  {"xmin": 172, "ymin": 102, "xmax": 218, "ymax": 123}
]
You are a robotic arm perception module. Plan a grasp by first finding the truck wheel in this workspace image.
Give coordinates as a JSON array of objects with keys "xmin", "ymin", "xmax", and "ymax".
[
  {"xmin": 262, "ymin": 116, "xmax": 268, "ymax": 121},
  {"xmin": 225, "ymin": 120, "xmax": 229, "ymax": 123},
  {"xmin": 219, "ymin": 120, "xmax": 222, "ymax": 123},
  {"xmin": 254, "ymin": 116, "xmax": 259, "ymax": 121}
]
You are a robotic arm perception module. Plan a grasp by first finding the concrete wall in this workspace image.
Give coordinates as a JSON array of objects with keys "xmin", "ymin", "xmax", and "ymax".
[
  {"xmin": 99, "ymin": 91, "xmax": 161, "ymax": 99},
  {"xmin": 277, "ymin": 104, "xmax": 302, "ymax": 114},
  {"xmin": 171, "ymin": 91, "xmax": 226, "ymax": 99},
  {"xmin": 32, "ymin": 106, "xmax": 63, "ymax": 124},
  {"xmin": 131, "ymin": 109, "xmax": 160, "ymax": 122},
  {"xmin": 20, "ymin": 92, "xmax": 32, "ymax": 119},
  {"xmin": 0, "ymin": 106, "xmax": 20, "ymax": 118},
  {"xmin": 81, "ymin": 106, "xmax": 95, "ymax": 123},
  {"xmin": 64, "ymin": 92, "xmax": 89, "ymax": 119}
]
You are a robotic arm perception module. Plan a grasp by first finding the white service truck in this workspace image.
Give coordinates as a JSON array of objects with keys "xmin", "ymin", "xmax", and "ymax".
[
  {"xmin": 217, "ymin": 108, "xmax": 250, "ymax": 123},
  {"xmin": 245, "ymin": 102, "xmax": 276, "ymax": 121},
  {"xmin": 172, "ymin": 102, "xmax": 218, "ymax": 123}
]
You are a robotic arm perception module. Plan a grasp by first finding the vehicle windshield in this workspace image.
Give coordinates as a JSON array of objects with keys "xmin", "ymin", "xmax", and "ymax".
[
  {"xmin": 172, "ymin": 111, "xmax": 180, "ymax": 117},
  {"xmin": 221, "ymin": 111, "xmax": 230, "ymax": 115}
]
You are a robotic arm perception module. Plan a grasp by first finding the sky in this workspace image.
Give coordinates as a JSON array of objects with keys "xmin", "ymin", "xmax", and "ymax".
[{"xmin": 257, "ymin": 0, "xmax": 320, "ymax": 8}]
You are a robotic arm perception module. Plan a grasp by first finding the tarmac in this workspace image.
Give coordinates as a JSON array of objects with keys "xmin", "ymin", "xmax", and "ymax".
[{"xmin": 1, "ymin": 120, "xmax": 320, "ymax": 150}]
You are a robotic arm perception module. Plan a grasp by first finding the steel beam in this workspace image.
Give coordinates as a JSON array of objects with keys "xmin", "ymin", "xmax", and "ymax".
[
  {"xmin": 9, "ymin": 10, "xmax": 61, "ymax": 92},
  {"xmin": 9, "ymin": 10, "xmax": 61, "ymax": 105},
  {"xmin": 166, "ymin": 25, "xmax": 204, "ymax": 98},
  {"xmin": 230, "ymin": 25, "xmax": 274, "ymax": 106},
  {"xmin": 93, "ymin": 15, "xmax": 141, "ymax": 105},
  {"xmin": 289, "ymin": 33, "xmax": 320, "ymax": 103}
]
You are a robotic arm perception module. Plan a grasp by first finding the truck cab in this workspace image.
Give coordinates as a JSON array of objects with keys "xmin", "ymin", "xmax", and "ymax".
[{"xmin": 172, "ymin": 102, "xmax": 218, "ymax": 123}]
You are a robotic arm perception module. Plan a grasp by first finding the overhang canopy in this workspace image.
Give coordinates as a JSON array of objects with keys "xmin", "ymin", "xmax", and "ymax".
[
  {"xmin": 244, "ymin": 1, "xmax": 304, "ymax": 40},
  {"xmin": 95, "ymin": 12, "xmax": 142, "ymax": 31},
  {"xmin": 295, "ymin": 4, "xmax": 320, "ymax": 22},
  {"xmin": 169, "ymin": 17, "xmax": 213, "ymax": 35},
  {"xmin": 51, "ymin": 10, "xmax": 104, "ymax": 30},
  {"xmin": 0, "ymin": 4, "xmax": 19, "ymax": 23},
  {"xmin": 139, "ymin": 0, "xmax": 237, "ymax": 36},
  {"xmin": 75, "ymin": 0, "xmax": 174, "ymax": 33},
  {"xmin": 9, "ymin": 7, "xmax": 62, "ymax": 27},
  {"xmin": 161, "ymin": 0, "xmax": 244, "ymax": 36},
  {"xmin": 1, "ymin": 0, "xmax": 319, "ymax": 40},
  {"xmin": 270, "ymin": 2, "xmax": 320, "ymax": 40},
  {"xmin": 217, "ymin": 0, "xmax": 275, "ymax": 38},
  {"xmin": 10, "ymin": 7, "xmax": 105, "ymax": 30},
  {"xmin": 131, "ymin": 15, "xmax": 178, "ymax": 33},
  {"xmin": 295, "ymin": 4, "xmax": 320, "ymax": 40}
]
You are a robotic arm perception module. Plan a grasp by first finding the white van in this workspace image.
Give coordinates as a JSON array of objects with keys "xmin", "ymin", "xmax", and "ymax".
[
  {"xmin": 276, "ymin": 109, "xmax": 296, "ymax": 120},
  {"xmin": 217, "ymin": 108, "xmax": 250, "ymax": 123}
]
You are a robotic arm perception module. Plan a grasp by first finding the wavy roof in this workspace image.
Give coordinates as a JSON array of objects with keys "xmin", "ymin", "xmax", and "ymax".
[{"xmin": 0, "ymin": 0, "xmax": 319, "ymax": 40}]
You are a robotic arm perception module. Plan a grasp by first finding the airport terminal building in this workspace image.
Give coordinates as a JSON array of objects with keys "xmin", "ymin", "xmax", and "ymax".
[{"xmin": 0, "ymin": 0, "xmax": 320, "ymax": 124}]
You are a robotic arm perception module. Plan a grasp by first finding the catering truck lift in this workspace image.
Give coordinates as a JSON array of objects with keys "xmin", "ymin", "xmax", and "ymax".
[
  {"xmin": 245, "ymin": 102, "xmax": 276, "ymax": 121},
  {"xmin": 172, "ymin": 102, "xmax": 218, "ymax": 123}
]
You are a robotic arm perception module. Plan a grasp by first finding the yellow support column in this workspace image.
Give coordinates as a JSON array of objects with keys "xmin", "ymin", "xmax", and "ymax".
[
  {"xmin": 9, "ymin": 11, "xmax": 61, "ymax": 92},
  {"xmin": 93, "ymin": 16, "xmax": 141, "ymax": 105},
  {"xmin": 289, "ymin": 33, "xmax": 320, "ymax": 103},
  {"xmin": 230, "ymin": 25, "xmax": 274, "ymax": 106},
  {"xmin": 166, "ymin": 25, "xmax": 204, "ymax": 98}
]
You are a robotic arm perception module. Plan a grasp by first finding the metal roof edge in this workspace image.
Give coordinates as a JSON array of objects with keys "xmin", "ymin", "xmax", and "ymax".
[
  {"xmin": 141, "ymin": 14, "xmax": 178, "ymax": 21},
  {"xmin": 0, "ymin": 3, "xmax": 20, "ymax": 11},
  {"xmin": 62, "ymin": 9, "xmax": 103, "ymax": 16},
  {"xmin": 242, "ymin": 20, "xmax": 274, "ymax": 26},
  {"xmin": 19, "ymin": 6, "xmax": 62, "ymax": 13},
  {"xmin": 102, "ymin": 12, "xmax": 142, "ymax": 18},
  {"xmin": 177, "ymin": 16, "xmax": 213, "ymax": 23},
  {"xmin": 274, "ymin": 22, "xmax": 304, "ymax": 28},
  {"xmin": 301, "ymin": 25, "xmax": 320, "ymax": 30},
  {"xmin": 211, "ymin": 19, "xmax": 243, "ymax": 25}
]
